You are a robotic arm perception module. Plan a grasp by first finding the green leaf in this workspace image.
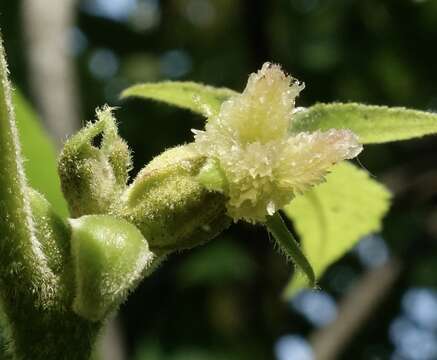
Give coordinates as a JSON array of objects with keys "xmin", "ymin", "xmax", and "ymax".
[
  {"xmin": 28, "ymin": 189, "xmax": 70, "ymax": 276},
  {"xmin": 283, "ymin": 162, "xmax": 391, "ymax": 297},
  {"xmin": 121, "ymin": 81, "xmax": 236, "ymax": 117},
  {"xmin": 291, "ymin": 103, "xmax": 437, "ymax": 144},
  {"xmin": 14, "ymin": 91, "xmax": 69, "ymax": 217}
]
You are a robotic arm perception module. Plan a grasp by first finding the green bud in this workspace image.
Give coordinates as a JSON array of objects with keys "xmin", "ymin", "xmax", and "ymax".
[
  {"xmin": 58, "ymin": 107, "xmax": 132, "ymax": 217},
  {"xmin": 115, "ymin": 145, "xmax": 231, "ymax": 254},
  {"xmin": 69, "ymin": 215, "xmax": 153, "ymax": 321}
]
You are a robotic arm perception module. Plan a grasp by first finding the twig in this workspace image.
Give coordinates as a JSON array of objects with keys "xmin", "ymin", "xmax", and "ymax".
[
  {"xmin": 310, "ymin": 258, "xmax": 402, "ymax": 360},
  {"xmin": 22, "ymin": 0, "xmax": 80, "ymax": 146}
]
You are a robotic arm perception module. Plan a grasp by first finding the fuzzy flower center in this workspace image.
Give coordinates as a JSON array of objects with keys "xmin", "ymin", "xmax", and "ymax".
[{"xmin": 193, "ymin": 62, "xmax": 362, "ymax": 223}]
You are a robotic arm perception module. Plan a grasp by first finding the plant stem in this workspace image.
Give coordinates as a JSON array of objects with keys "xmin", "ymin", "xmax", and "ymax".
[
  {"xmin": 266, "ymin": 212, "xmax": 316, "ymax": 288},
  {"xmin": 0, "ymin": 32, "xmax": 56, "ymax": 313},
  {"xmin": 0, "ymin": 32, "xmax": 102, "ymax": 360}
]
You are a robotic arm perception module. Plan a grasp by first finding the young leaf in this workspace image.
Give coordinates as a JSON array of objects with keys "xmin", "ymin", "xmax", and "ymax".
[
  {"xmin": 28, "ymin": 189, "xmax": 70, "ymax": 277},
  {"xmin": 14, "ymin": 91, "xmax": 69, "ymax": 217},
  {"xmin": 291, "ymin": 103, "xmax": 437, "ymax": 144},
  {"xmin": 283, "ymin": 162, "xmax": 391, "ymax": 297},
  {"xmin": 121, "ymin": 81, "xmax": 236, "ymax": 117}
]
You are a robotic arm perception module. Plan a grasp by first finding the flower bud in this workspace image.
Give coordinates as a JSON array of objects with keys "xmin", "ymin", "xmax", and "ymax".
[
  {"xmin": 69, "ymin": 215, "xmax": 153, "ymax": 321},
  {"xmin": 58, "ymin": 107, "xmax": 132, "ymax": 218},
  {"xmin": 114, "ymin": 145, "xmax": 231, "ymax": 254}
]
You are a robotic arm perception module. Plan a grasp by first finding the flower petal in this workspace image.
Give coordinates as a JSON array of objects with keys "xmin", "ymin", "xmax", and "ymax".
[
  {"xmin": 193, "ymin": 63, "xmax": 362, "ymax": 224},
  {"xmin": 211, "ymin": 62, "xmax": 304, "ymax": 144},
  {"xmin": 275, "ymin": 129, "xmax": 363, "ymax": 193}
]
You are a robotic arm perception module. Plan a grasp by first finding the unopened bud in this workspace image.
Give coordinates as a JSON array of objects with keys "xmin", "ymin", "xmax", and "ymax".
[
  {"xmin": 114, "ymin": 145, "xmax": 230, "ymax": 254},
  {"xmin": 69, "ymin": 215, "xmax": 153, "ymax": 321},
  {"xmin": 58, "ymin": 107, "xmax": 132, "ymax": 217}
]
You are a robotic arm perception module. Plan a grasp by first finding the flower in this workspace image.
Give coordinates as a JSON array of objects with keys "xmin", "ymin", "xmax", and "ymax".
[{"xmin": 193, "ymin": 62, "xmax": 362, "ymax": 223}]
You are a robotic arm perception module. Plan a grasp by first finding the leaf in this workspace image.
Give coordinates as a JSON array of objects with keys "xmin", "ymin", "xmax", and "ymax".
[
  {"xmin": 121, "ymin": 81, "xmax": 236, "ymax": 117},
  {"xmin": 283, "ymin": 162, "xmax": 391, "ymax": 297},
  {"xmin": 29, "ymin": 189, "xmax": 70, "ymax": 275},
  {"xmin": 13, "ymin": 91, "xmax": 69, "ymax": 217},
  {"xmin": 291, "ymin": 103, "xmax": 437, "ymax": 144}
]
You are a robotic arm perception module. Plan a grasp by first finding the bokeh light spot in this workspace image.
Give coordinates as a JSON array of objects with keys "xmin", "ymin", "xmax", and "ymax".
[
  {"xmin": 160, "ymin": 50, "xmax": 192, "ymax": 79},
  {"xmin": 88, "ymin": 48, "xmax": 119, "ymax": 80},
  {"xmin": 274, "ymin": 335, "xmax": 314, "ymax": 360},
  {"xmin": 184, "ymin": 0, "xmax": 216, "ymax": 28},
  {"xmin": 389, "ymin": 316, "xmax": 437, "ymax": 360},
  {"xmin": 402, "ymin": 288, "xmax": 437, "ymax": 331},
  {"xmin": 129, "ymin": 0, "xmax": 161, "ymax": 31},
  {"xmin": 69, "ymin": 27, "xmax": 88, "ymax": 56},
  {"xmin": 81, "ymin": 0, "xmax": 137, "ymax": 21},
  {"xmin": 290, "ymin": 290, "xmax": 337, "ymax": 327},
  {"xmin": 354, "ymin": 234, "xmax": 389, "ymax": 269}
]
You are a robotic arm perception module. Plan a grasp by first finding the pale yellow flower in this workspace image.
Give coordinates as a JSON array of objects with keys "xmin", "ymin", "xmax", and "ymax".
[{"xmin": 193, "ymin": 62, "xmax": 362, "ymax": 223}]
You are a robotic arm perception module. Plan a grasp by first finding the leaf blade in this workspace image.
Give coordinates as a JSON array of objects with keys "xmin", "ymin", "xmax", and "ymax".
[
  {"xmin": 291, "ymin": 103, "xmax": 437, "ymax": 144},
  {"xmin": 283, "ymin": 162, "xmax": 391, "ymax": 297},
  {"xmin": 121, "ymin": 81, "xmax": 237, "ymax": 117}
]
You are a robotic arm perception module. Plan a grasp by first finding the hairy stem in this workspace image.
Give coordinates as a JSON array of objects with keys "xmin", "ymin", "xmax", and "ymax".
[
  {"xmin": 0, "ymin": 33, "xmax": 102, "ymax": 360},
  {"xmin": 266, "ymin": 212, "xmax": 316, "ymax": 288},
  {"xmin": 0, "ymin": 33, "xmax": 56, "ymax": 313}
]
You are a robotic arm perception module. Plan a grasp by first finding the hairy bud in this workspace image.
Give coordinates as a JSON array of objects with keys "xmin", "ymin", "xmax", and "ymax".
[
  {"xmin": 58, "ymin": 107, "xmax": 132, "ymax": 218},
  {"xmin": 69, "ymin": 215, "xmax": 153, "ymax": 321},
  {"xmin": 114, "ymin": 145, "xmax": 231, "ymax": 254}
]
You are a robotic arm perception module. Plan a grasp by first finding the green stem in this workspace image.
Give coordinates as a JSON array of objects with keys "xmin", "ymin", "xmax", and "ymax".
[
  {"xmin": 0, "ymin": 33, "xmax": 56, "ymax": 311},
  {"xmin": 266, "ymin": 212, "xmax": 316, "ymax": 288},
  {"xmin": 0, "ymin": 33, "xmax": 102, "ymax": 360}
]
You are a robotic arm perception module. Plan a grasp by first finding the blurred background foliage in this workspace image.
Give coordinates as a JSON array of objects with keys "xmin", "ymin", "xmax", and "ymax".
[{"xmin": 2, "ymin": 1, "xmax": 437, "ymax": 359}]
